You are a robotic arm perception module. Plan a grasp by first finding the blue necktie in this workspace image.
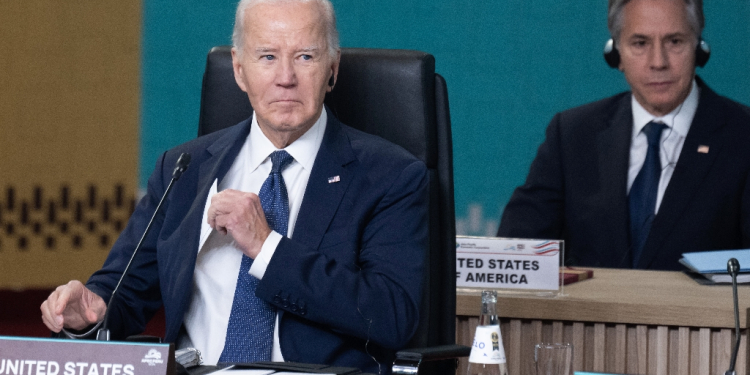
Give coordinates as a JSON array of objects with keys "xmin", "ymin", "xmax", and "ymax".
[
  {"xmin": 629, "ymin": 122, "xmax": 666, "ymax": 268},
  {"xmin": 219, "ymin": 150, "xmax": 294, "ymax": 363}
]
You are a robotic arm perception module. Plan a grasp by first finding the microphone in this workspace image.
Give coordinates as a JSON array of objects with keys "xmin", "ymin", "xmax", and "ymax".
[
  {"xmin": 172, "ymin": 153, "xmax": 191, "ymax": 180},
  {"xmin": 725, "ymin": 258, "xmax": 741, "ymax": 375},
  {"xmin": 95, "ymin": 153, "xmax": 191, "ymax": 341}
]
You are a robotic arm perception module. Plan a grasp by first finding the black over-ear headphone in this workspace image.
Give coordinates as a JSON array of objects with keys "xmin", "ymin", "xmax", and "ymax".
[{"xmin": 603, "ymin": 37, "xmax": 711, "ymax": 68}]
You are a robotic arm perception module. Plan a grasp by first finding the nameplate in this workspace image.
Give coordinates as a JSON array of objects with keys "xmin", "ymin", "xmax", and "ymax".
[
  {"xmin": 456, "ymin": 236, "xmax": 563, "ymax": 291},
  {"xmin": 0, "ymin": 336, "xmax": 174, "ymax": 375}
]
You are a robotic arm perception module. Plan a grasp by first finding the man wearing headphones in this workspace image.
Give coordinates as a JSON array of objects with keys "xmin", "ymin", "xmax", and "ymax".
[{"xmin": 498, "ymin": 0, "xmax": 750, "ymax": 270}]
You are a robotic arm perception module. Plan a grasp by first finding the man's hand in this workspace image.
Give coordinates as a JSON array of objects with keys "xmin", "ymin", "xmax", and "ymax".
[
  {"xmin": 207, "ymin": 189, "xmax": 271, "ymax": 258},
  {"xmin": 40, "ymin": 280, "xmax": 106, "ymax": 332}
]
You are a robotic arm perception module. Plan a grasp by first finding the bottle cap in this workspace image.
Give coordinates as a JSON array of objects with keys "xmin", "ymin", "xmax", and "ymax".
[{"xmin": 481, "ymin": 290, "xmax": 497, "ymax": 304}]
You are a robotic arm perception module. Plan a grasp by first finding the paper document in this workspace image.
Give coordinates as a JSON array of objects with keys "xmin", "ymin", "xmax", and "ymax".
[
  {"xmin": 680, "ymin": 249, "xmax": 750, "ymax": 274},
  {"xmin": 209, "ymin": 366, "xmax": 335, "ymax": 375},
  {"xmin": 210, "ymin": 367, "xmax": 274, "ymax": 375},
  {"xmin": 199, "ymin": 178, "xmax": 219, "ymax": 252},
  {"xmin": 696, "ymin": 273, "xmax": 750, "ymax": 284}
]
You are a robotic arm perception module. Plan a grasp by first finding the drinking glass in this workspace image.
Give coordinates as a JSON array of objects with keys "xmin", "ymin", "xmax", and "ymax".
[{"xmin": 534, "ymin": 343, "xmax": 573, "ymax": 375}]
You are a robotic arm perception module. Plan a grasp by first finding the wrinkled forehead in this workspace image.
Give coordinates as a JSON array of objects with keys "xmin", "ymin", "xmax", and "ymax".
[
  {"xmin": 242, "ymin": 2, "xmax": 328, "ymax": 49},
  {"xmin": 620, "ymin": 0, "xmax": 694, "ymax": 39}
]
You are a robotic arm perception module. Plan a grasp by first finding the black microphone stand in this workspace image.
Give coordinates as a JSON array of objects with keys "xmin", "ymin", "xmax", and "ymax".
[
  {"xmin": 725, "ymin": 258, "xmax": 741, "ymax": 375},
  {"xmin": 96, "ymin": 153, "xmax": 191, "ymax": 341}
]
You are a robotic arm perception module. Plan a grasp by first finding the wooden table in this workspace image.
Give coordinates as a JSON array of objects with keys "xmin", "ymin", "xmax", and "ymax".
[{"xmin": 455, "ymin": 268, "xmax": 750, "ymax": 375}]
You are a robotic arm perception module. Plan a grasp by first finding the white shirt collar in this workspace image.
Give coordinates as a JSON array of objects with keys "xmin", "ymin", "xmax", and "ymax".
[
  {"xmin": 631, "ymin": 79, "xmax": 699, "ymax": 139},
  {"xmin": 248, "ymin": 108, "xmax": 327, "ymax": 172}
]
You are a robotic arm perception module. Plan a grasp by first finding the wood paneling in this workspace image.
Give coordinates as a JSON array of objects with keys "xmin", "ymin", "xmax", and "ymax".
[
  {"xmin": 456, "ymin": 268, "xmax": 750, "ymax": 375},
  {"xmin": 457, "ymin": 318, "xmax": 743, "ymax": 375}
]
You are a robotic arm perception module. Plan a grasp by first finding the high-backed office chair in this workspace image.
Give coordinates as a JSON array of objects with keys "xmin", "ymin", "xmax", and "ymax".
[{"xmin": 198, "ymin": 46, "xmax": 467, "ymax": 374}]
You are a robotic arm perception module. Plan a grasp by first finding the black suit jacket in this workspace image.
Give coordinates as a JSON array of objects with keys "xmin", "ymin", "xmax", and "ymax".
[
  {"xmin": 86, "ymin": 109, "xmax": 428, "ymax": 373},
  {"xmin": 498, "ymin": 78, "xmax": 750, "ymax": 270}
]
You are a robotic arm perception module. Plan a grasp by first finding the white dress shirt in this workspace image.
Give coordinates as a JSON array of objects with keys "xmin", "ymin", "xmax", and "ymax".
[
  {"xmin": 177, "ymin": 110, "xmax": 327, "ymax": 365},
  {"xmin": 627, "ymin": 79, "xmax": 699, "ymax": 213}
]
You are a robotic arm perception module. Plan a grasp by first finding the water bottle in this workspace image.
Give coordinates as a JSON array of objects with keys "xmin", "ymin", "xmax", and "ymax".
[{"xmin": 466, "ymin": 290, "xmax": 508, "ymax": 375}]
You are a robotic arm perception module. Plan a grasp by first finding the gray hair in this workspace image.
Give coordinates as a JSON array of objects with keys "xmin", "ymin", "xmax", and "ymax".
[
  {"xmin": 232, "ymin": 0, "xmax": 340, "ymax": 58},
  {"xmin": 608, "ymin": 0, "xmax": 704, "ymax": 42}
]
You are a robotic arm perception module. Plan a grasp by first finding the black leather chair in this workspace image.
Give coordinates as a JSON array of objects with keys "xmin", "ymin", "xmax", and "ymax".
[{"xmin": 197, "ymin": 46, "xmax": 468, "ymax": 374}]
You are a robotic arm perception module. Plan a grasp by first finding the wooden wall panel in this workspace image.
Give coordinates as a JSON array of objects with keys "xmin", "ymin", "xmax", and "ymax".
[
  {"xmin": 0, "ymin": 1, "xmax": 140, "ymax": 288},
  {"xmin": 457, "ymin": 317, "xmax": 744, "ymax": 375}
]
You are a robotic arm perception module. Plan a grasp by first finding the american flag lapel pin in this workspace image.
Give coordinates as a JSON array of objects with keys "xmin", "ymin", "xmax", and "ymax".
[
  {"xmin": 328, "ymin": 175, "xmax": 340, "ymax": 183},
  {"xmin": 697, "ymin": 145, "xmax": 709, "ymax": 154}
]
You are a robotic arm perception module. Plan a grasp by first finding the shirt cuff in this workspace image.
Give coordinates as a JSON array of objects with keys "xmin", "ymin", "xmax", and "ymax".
[{"xmin": 248, "ymin": 230, "xmax": 282, "ymax": 279}]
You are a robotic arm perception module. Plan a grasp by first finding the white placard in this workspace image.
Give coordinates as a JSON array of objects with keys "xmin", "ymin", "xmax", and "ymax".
[
  {"xmin": 456, "ymin": 236, "xmax": 562, "ymax": 291},
  {"xmin": 0, "ymin": 336, "xmax": 173, "ymax": 375}
]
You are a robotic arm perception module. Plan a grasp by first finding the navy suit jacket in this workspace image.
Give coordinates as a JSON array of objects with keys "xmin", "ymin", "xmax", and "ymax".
[
  {"xmin": 87, "ymin": 109, "xmax": 428, "ymax": 373},
  {"xmin": 498, "ymin": 78, "xmax": 750, "ymax": 270}
]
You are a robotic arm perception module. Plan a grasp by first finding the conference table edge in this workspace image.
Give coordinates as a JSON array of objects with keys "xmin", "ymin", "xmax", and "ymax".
[{"xmin": 455, "ymin": 268, "xmax": 748, "ymax": 329}]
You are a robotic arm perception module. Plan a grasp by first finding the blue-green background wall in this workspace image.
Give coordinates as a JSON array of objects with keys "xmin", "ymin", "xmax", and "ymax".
[{"xmin": 142, "ymin": 1, "xmax": 750, "ymax": 236}]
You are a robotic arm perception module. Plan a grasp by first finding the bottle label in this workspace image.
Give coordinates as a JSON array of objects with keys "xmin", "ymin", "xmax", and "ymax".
[{"xmin": 468, "ymin": 325, "xmax": 507, "ymax": 364}]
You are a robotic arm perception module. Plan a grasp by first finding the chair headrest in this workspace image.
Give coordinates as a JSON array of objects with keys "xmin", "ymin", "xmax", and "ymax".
[{"xmin": 197, "ymin": 46, "xmax": 438, "ymax": 165}]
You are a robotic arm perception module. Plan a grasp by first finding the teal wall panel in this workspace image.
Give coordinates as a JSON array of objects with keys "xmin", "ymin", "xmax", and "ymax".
[
  {"xmin": 141, "ymin": 1, "xmax": 750, "ymax": 236},
  {"xmin": 141, "ymin": 0, "xmax": 236, "ymax": 177}
]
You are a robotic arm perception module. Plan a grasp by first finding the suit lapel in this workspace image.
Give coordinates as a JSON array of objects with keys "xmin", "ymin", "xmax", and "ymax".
[
  {"xmin": 638, "ymin": 84, "xmax": 726, "ymax": 268},
  {"xmin": 165, "ymin": 120, "xmax": 252, "ymax": 340},
  {"xmin": 595, "ymin": 95, "xmax": 633, "ymax": 267},
  {"xmin": 187, "ymin": 120, "xmax": 253, "ymax": 249},
  {"xmin": 291, "ymin": 109, "xmax": 356, "ymax": 250},
  {"xmin": 198, "ymin": 121, "xmax": 253, "ymax": 196}
]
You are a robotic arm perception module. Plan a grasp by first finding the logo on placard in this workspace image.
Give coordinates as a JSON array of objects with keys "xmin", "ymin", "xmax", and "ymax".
[
  {"xmin": 142, "ymin": 349, "xmax": 164, "ymax": 366},
  {"xmin": 501, "ymin": 244, "xmax": 529, "ymax": 252},
  {"xmin": 533, "ymin": 241, "xmax": 559, "ymax": 255}
]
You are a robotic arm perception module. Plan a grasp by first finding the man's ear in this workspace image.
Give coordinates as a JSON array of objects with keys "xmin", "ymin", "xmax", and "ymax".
[
  {"xmin": 326, "ymin": 50, "xmax": 341, "ymax": 93},
  {"xmin": 231, "ymin": 47, "xmax": 249, "ymax": 93}
]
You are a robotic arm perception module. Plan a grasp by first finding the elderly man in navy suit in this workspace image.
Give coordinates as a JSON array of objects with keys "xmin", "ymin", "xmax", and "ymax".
[
  {"xmin": 499, "ymin": 0, "xmax": 750, "ymax": 270},
  {"xmin": 40, "ymin": 0, "xmax": 427, "ymax": 373}
]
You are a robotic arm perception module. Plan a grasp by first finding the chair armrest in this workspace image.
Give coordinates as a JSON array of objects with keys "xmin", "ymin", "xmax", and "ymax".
[
  {"xmin": 396, "ymin": 344, "xmax": 471, "ymax": 362},
  {"xmin": 125, "ymin": 334, "xmax": 163, "ymax": 343},
  {"xmin": 393, "ymin": 345, "xmax": 471, "ymax": 374}
]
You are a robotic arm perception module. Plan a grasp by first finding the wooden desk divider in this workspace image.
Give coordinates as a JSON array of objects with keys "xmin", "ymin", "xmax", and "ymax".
[{"xmin": 456, "ymin": 268, "xmax": 750, "ymax": 375}]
